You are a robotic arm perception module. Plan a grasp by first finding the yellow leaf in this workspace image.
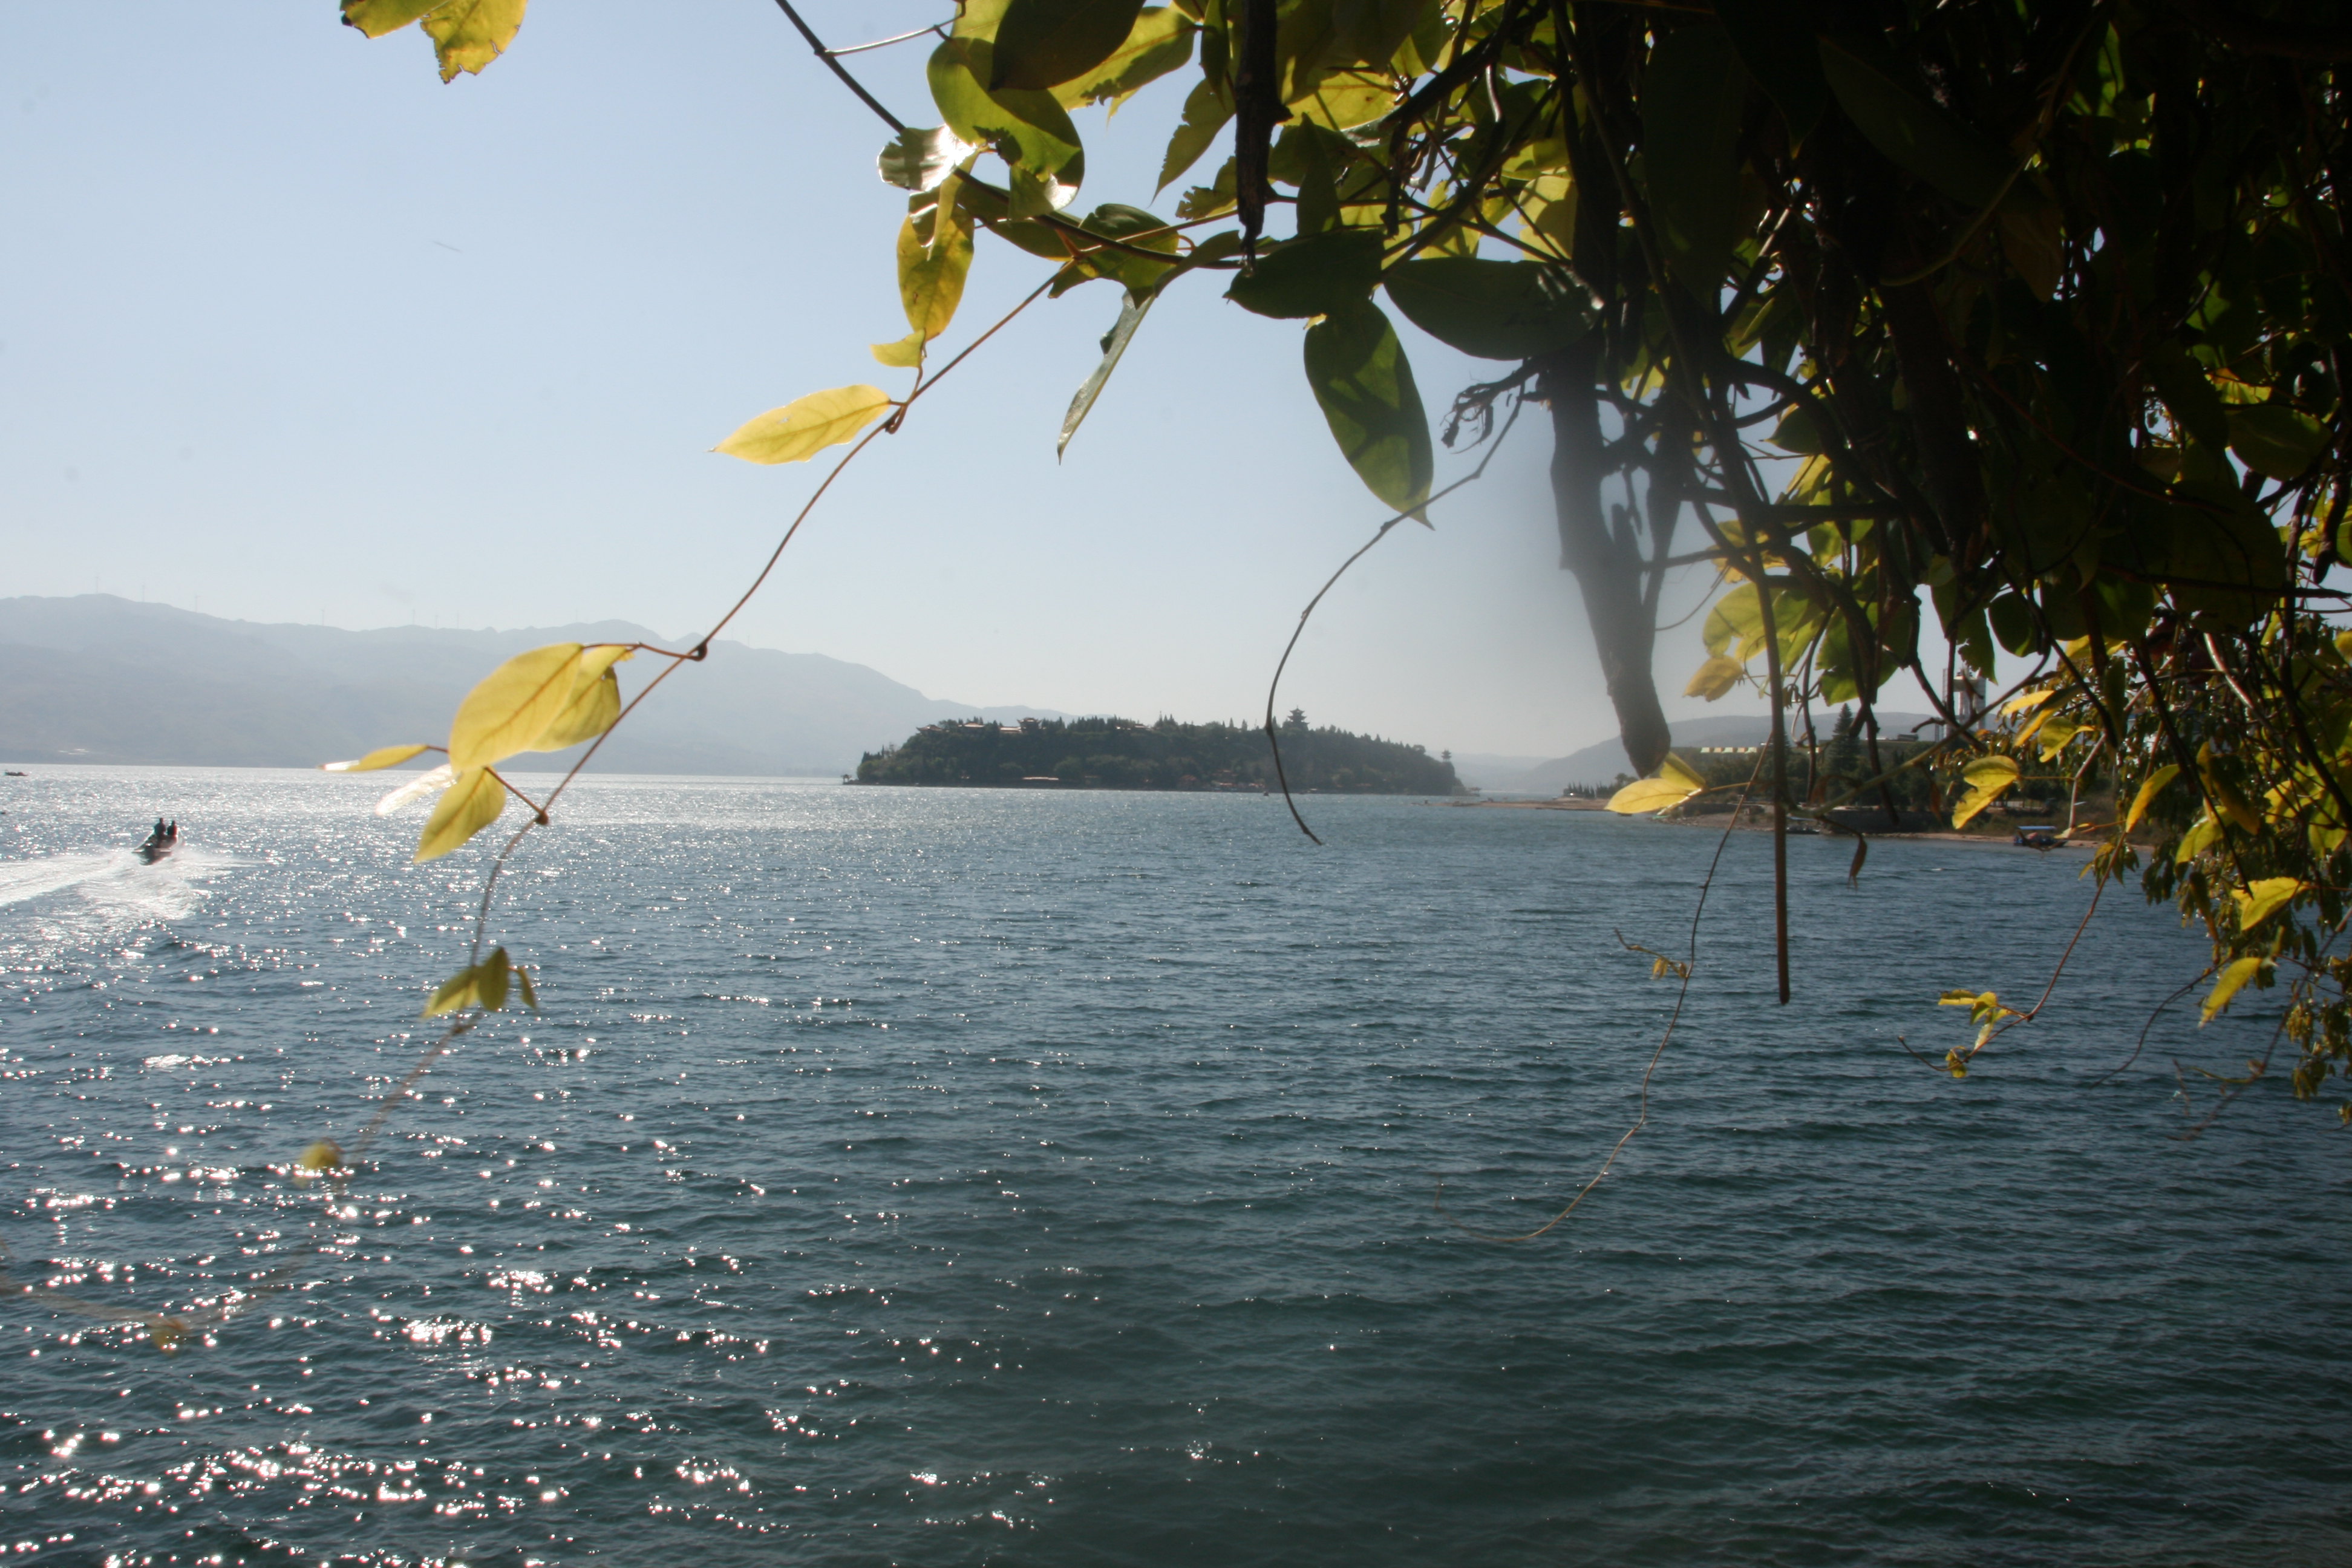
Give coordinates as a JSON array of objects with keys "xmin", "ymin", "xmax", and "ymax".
[
  {"xmin": 420, "ymin": 0, "xmax": 526, "ymax": 80},
  {"xmin": 475, "ymin": 947, "xmax": 512, "ymax": 1011},
  {"xmin": 425, "ymin": 949, "xmax": 516, "ymax": 1016},
  {"xmin": 2035, "ymin": 720, "xmax": 2083, "ymax": 763},
  {"xmin": 1683, "ymin": 654, "xmax": 1745, "ymax": 701},
  {"xmin": 2337, "ymin": 627, "xmax": 2352, "ymax": 662},
  {"xmin": 340, "ymin": 0, "xmax": 441, "ymax": 38},
  {"xmin": 323, "ymin": 742, "xmax": 431, "ymax": 773},
  {"xmin": 414, "ymin": 767, "xmax": 505, "ymax": 862},
  {"xmin": 2206, "ymin": 775, "xmax": 2262, "ymax": 834},
  {"xmin": 1606, "ymin": 753, "xmax": 1705, "ymax": 815},
  {"xmin": 2175, "ymin": 814, "xmax": 2221, "ymax": 864},
  {"xmin": 531, "ymin": 645, "xmax": 631, "ymax": 753},
  {"xmin": 1999, "ymin": 688, "xmax": 2055, "ymax": 717},
  {"xmin": 449, "ymin": 643, "xmax": 583, "ymax": 771},
  {"xmin": 423, "ymin": 965, "xmax": 480, "ymax": 1018},
  {"xmin": 296, "ymin": 1138, "xmax": 343, "ymax": 1174},
  {"xmin": 2126, "ymin": 763, "xmax": 2180, "ymax": 832},
  {"xmin": 376, "ymin": 762, "xmax": 455, "ymax": 817},
  {"xmin": 1950, "ymin": 788, "xmax": 2002, "ymax": 829},
  {"xmin": 896, "ymin": 175, "xmax": 976, "ymax": 345},
  {"xmin": 716, "ymin": 385, "xmax": 893, "ymax": 466},
  {"xmin": 2232, "ymin": 876, "xmax": 2304, "ymax": 932},
  {"xmin": 872, "ymin": 332, "xmax": 927, "ymax": 368},
  {"xmin": 1938, "ymin": 988, "xmax": 2012, "ymax": 1027},
  {"xmin": 2200, "ymin": 955, "xmax": 2269, "ymax": 1023},
  {"xmin": 1961, "ymin": 754, "xmax": 2020, "ymax": 791},
  {"xmin": 149, "ymin": 1316, "xmax": 189, "ymax": 1353}
]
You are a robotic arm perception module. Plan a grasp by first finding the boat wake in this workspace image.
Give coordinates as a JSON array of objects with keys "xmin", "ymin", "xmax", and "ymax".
[{"xmin": 0, "ymin": 846, "xmax": 240, "ymax": 934}]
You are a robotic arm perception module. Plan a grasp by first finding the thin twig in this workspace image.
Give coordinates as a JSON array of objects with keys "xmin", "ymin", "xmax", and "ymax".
[{"xmin": 1263, "ymin": 397, "xmax": 1527, "ymax": 841}]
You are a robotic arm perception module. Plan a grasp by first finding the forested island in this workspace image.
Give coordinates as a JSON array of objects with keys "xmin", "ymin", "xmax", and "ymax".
[{"xmin": 855, "ymin": 710, "xmax": 1463, "ymax": 794}]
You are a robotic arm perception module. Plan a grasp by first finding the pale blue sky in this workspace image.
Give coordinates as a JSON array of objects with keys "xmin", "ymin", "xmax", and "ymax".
[{"xmin": 1, "ymin": 2, "xmax": 1823, "ymax": 759}]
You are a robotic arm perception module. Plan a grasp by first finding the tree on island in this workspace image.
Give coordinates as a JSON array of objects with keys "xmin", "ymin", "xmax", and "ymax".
[{"xmin": 322, "ymin": 0, "xmax": 2352, "ymax": 1117}]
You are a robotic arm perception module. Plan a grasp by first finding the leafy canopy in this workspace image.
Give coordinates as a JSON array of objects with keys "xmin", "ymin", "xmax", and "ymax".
[{"xmin": 349, "ymin": 0, "xmax": 2352, "ymax": 1114}]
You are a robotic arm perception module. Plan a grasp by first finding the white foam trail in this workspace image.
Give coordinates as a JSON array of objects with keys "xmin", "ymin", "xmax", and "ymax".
[{"xmin": 0, "ymin": 850, "xmax": 127, "ymax": 909}]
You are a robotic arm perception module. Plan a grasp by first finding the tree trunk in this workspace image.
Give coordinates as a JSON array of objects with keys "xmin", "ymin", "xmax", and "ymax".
[{"xmin": 1538, "ymin": 343, "xmax": 1672, "ymax": 779}]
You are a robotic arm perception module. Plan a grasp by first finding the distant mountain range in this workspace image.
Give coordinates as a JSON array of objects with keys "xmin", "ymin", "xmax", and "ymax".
[
  {"xmin": 1453, "ymin": 710, "xmax": 1936, "ymax": 795},
  {"xmin": 0, "ymin": 596, "xmax": 1063, "ymax": 776}
]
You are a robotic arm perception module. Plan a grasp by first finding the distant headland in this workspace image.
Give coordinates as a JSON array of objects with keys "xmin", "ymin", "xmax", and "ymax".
[{"xmin": 855, "ymin": 711, "xmax": 1463, "ymax": 795}]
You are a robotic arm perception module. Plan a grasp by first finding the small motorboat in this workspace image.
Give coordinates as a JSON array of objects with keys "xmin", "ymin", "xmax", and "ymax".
[
  {"xmin": 136, "ymin": 818, "xmax": 180, "ymax": 864},
  {"xmin": 2013, "ymin": 824, "xmax": 2061, "ymax": 850}
]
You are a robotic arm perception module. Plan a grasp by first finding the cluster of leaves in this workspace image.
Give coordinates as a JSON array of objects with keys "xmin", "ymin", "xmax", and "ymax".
[
  {"xmin": 349, "ymin": 1, "xmax": 2352, "ymax": 1111},
  {"xmin": 326, "ymin": 641, "xmax": 636, "ymax": 1015}
]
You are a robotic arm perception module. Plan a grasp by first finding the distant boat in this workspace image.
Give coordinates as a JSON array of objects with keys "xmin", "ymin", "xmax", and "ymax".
[
  {"xmin": 136, "ymin": 820, "xmax": 180, "ymax": 864},
  {"xmin": 2013, "ymin": 825, "xmax": 2060, "ymax": 850}
]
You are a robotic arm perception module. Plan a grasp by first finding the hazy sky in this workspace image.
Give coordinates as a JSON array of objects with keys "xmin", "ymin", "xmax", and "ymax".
[{"xmin": 1, "ymin": 2, "xmax": 1896, "ymax": 759}]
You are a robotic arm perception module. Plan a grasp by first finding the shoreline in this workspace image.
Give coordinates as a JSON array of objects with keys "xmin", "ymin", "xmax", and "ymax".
[{"xmin": 1445, "ymin": 796, "xmax": 2101, "ymax": 847}]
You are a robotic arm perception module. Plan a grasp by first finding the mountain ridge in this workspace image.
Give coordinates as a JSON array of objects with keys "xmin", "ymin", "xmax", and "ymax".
[{"xmin": 0, "ymin": 596, "xmax": 1064, "ymax": 775}]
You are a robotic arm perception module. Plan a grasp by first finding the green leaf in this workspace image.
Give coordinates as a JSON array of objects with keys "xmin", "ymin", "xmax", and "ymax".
[
  {"xmin": 2227, "ymin": 401, "xmax": 2329, "ymax": 480},
  {"xmin": 715, "ymin": 385, "xmax": 893, "ymax": 465},
  {"xmin": 415, "ymin": 766, "xmax": 505, "ymax": 863},
  {"xmin": 1056, "ymin": 5, "xmax": 1195, "ymax": 107},
  {"xmin": 1987, "ymin": 590, "xmax": 2039, "ymax": 656},
  {"xmin": 1382, "ymin": 258, "xmax": 1591, "ymax": 360},
  {"xmin": 1059, "ymin": 203, "xmax": 1180, "ymax": 296},
  {"xmin": 878, "ymin": 126, "xmax": 979, "ymax": 193},
  {"xmin": 993, "ymin": 0, "xmax": 1146, "ymax": 91},
  {"xmin": 2200, "ymin": 955, "xmax": 2269, "ymax": 1023},
  {"xmin": 1302, "ymin": 300, "xmax": 1432, "ymax": 517},
  {"xmin": 324, "ymin": 743, "xmax": 432, "ymax": 773},
  {"xmin": 1060, "ymin": 291, "xmax": 1154, "ymax": 458},
  {"xmin": 516, "ymin": 964, "xmax": 538, "ymax": 1011},
  {"xmin": 1684, "ymin": 654, "xmax": 1745, "ymax": 701},
  {"xmin": 1712, "ymin": 0, "xmax": 1828, "ymax": 143},
  {"xmin": 929, "ymin": 39, "xmax": 1086, "ymax": 216},
  {"xmin": 2146, "ymin": 342, "xmax": 2230, "ymax": 452},
  {"xmin": 1157, "ymin": 76, "xmax": 1234, "ymax": 192},
  {"xmin": 1226, "ymin": 227, "xmax": 1383, "ymax": 318},
  {"xmin": 449, "ymin": 643, "xmax": 584, "ymax": 771},
  {"xmin": 1818, "ymin": 36, "xmax": 2011, "ymax": 207},
  {"xmin": 1331, "ymin": 0, "xmax": 1432, "ymax": 70},
  {"xmin": 1703, "ymin": 581, "xmax": 1765, "ymax": 658},
  {"xmin": 1642, "ymin": 24, "xmax": 1748, "ymax": 295}
]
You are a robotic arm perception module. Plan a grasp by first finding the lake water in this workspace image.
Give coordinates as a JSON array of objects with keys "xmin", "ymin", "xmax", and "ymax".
[{"xmin": 1, "ymin": 768, "xmax": 2345, "ymax": 1566}]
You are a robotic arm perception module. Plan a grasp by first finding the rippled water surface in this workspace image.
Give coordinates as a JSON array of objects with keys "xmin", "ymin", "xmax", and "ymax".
[{"xmin": 2, "ymin": 766, "xmax": 2345, "ymax": 1566}]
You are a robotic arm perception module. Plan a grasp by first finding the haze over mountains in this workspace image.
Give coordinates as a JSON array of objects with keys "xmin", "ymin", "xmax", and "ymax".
[{"xmin": 0, "ymin": 596, "xmax": 1063, "ymax": 776}]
